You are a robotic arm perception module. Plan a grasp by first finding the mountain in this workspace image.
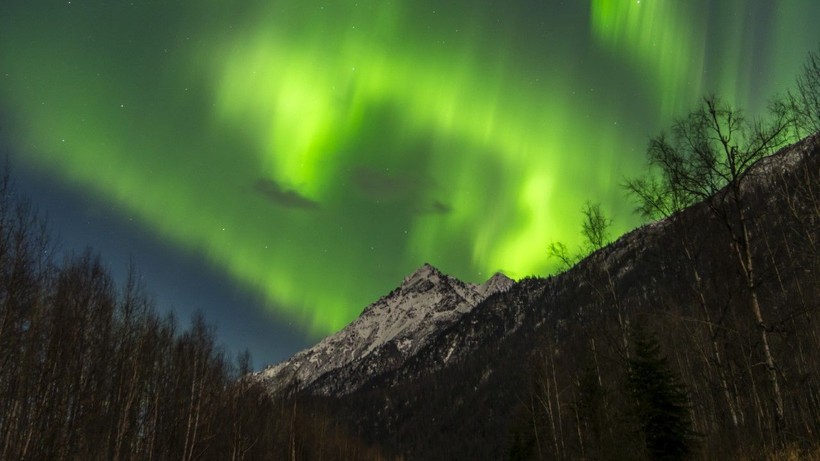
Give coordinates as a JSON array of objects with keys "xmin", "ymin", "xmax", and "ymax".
[
  {"xmin": 255, "ymin": 263, "xmax": 513, "ymax": 396},
  {"xmin": 264, "ymin": 134, "xmax": 818, "ymax": 460}
]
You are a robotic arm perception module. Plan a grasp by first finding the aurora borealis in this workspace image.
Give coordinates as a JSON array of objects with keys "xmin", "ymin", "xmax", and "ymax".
[{"xmin": 1, "ymin": 1, "xmax": 818, "ymax": 365}]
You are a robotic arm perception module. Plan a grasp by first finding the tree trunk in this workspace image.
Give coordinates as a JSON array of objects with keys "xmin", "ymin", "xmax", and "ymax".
[{"xmin": 734, "ymin": 207, "xmax": 785, "ymax": 430}]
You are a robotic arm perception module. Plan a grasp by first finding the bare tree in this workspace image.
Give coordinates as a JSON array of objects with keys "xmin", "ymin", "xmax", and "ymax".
[
  {"xmin": 548, "ymin": 201, "xmax": 613, "ymax": 272},
  {"xmin": 580, "ymin": 201, "xmax": 612, "ymax": 254},
  {"xmin": 625, "ymin": 147, "xmax": 743, "ymax": 429},
  {"xmin": 786, "ymin": 46, "xmax": 820, "ymax": 137},
  {"xmin": 547, "ymin": 241, "xmax": 578, "ymax": 272},
  {"xmin": 629, "ymin": 95, "xmax": 791, "ymax": 431}
]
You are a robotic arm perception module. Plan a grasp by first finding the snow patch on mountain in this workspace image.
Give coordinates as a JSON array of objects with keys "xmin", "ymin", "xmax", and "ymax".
[{"xmin": 255, "ymin": 263, "xmax": 514, "ymax": 395}]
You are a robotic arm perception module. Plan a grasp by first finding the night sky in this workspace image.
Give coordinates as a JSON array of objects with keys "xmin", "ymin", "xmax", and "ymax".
[{"xmin": 1, "ymin": 0, "xmax": 818, "ymax": 368}]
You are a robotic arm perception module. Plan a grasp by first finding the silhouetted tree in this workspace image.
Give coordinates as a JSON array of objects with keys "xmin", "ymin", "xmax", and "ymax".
[
  {"xmin": 581, "ymin": 201, "xmax": 612, "ymax": 254},
  {"xmin": 630, "ymin": 95, "xmax": 790, "ymax": 429},
  {"xmin": 628, "ymin": 325, "xmax": 695, "ymax": 461},
  {"xmin": 784, "ymin": 46, "xmax": 820, "ymax": 137},
  {"xmin": 548, "ymin": 201, "xmax": 613, "ymax": 272}
]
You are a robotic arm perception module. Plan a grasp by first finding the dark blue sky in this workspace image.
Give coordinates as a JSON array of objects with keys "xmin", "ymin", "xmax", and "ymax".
[{"xmin": 9, "ymin": 152, "xmax": 311, "ymax": 368}]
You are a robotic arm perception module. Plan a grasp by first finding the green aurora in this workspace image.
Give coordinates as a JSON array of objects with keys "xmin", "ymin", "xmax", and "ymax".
[{"xmin": 1, "ymin": 0, "xmax": 817, "ymax": 336}]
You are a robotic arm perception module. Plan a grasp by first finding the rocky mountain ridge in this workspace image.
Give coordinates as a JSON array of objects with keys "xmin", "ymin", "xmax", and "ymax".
[{"xmin": 255, "ymin": 263, "xmax": 513, "ymax": 396}]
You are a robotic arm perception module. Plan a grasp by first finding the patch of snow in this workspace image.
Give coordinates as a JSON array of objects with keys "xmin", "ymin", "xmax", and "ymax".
[{"xmin": 256, "ymin": 264, "xmax": 516, "ymax": 395}]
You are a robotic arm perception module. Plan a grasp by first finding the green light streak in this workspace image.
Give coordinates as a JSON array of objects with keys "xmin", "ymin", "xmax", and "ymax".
[
  {"xmin": 590, "ymin": 0, "xmax": 705, "ymax": 114},
  {"xmin": 1, "ymin": 0, "xmax": 817, "ymax": 337}
]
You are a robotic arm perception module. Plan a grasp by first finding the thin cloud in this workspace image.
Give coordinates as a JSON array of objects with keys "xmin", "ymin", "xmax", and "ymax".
[
  {"xmin": 416, "ymin": 200, "xmax": 452, "ymax": 215},
  {"xmin": 253, "ymin": 179, "xmax": 320, "ymax": 210}
]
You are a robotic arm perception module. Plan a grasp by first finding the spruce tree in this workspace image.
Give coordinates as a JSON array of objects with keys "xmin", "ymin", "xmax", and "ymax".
[{"xmin": 628, "ymin": 325, "xmax": 695, "ymax": 461}]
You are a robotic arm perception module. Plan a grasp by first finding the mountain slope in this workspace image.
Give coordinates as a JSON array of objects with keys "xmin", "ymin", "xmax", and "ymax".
[
  {"xmin": 311, "ymin": 135, "xmax": 818, "ymax": 460},
  {"xmin": 256, "ymin": 263, "xmax": 513, "ymax": 396}
]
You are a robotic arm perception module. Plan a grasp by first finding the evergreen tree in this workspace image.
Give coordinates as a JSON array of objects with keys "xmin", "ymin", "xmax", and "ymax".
[{"xmin": 628, "ymin": 325, "xmax": 695, "ymax": 461}]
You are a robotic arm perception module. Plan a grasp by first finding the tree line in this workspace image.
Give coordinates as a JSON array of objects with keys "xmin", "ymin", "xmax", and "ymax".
[{"xmin": 0, "ymin": 172, "xmax": 395, "ymax": 459}]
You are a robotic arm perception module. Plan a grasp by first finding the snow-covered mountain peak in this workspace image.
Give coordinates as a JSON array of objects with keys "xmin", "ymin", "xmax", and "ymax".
[
  {"xmin": 477, "ymin": 272, "xmax": 514, "ymax": 297},
  {"xmin": 256, "ymin": 263, "xmax": 517, "ymax": 395},
  {"xmin": 397, "ymin": 262, "xmax": 446, "ymax": 295},
  {"xmin": 405, "ymin": 262, "xmax": 439, "ymax": 279}
]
